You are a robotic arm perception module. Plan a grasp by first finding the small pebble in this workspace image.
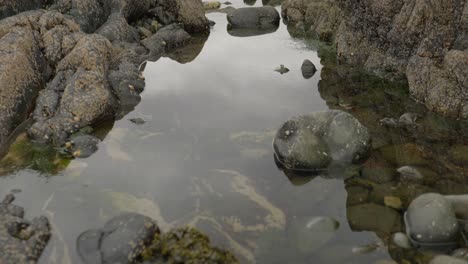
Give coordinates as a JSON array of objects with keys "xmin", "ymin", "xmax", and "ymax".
[{"xmin": 393, "ymin": 232, "xmax": 412, "ymax": 249}]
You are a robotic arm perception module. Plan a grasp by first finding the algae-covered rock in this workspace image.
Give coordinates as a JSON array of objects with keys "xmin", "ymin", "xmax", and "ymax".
[
  {"xmin": 361, "ymin": 157, "xmax": 395, "ymax": 184},
  {"xmin": 347, "ymin": 203, "xmax": 402, "ymax": 233},
  {"xmin": 141, "ymin": 227, "xmax": 239, "ymax": 264}
]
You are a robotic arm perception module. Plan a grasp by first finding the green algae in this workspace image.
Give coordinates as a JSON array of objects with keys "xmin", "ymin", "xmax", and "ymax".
[{"xmin": 141, "ymin": 227, "xmax": 239, "ymax": 264}]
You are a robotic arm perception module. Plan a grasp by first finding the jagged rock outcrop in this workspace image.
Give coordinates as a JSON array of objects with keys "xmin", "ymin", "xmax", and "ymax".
[
  {"xmin": 282, "ymin": 0, "xmax": 468, "ymax": 119},
  {"xmin": 0, "ymin": 0, "xmax": 209, "ymax": 150}
]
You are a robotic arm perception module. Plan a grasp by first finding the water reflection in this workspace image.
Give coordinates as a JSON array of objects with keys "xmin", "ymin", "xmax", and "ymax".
[
  {"xmin": 227, "ymin": 25, "xmax": 279, "ymax": 37},
  {"xmin": 262, "ymin": 0, "xmax": 284, "ymax": 6},
  {"xmin": 244, "ymin": 0, "xmax": 257, "ymax": 6},
  {"xmin": 164, "ymin": 34, "xmax": 209, "ymax": 64}
]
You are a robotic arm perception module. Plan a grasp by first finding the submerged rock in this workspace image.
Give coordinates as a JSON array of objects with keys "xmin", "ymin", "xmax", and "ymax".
[
  {"xmin": 129, "ymin": 118, "xmax": 146, "ymax": 125},
  {"xmin": 393, "ymin": 232, "xmax": 412, "ymax": 249},
  {"xmin": 397, "ymin": 166, "xmax": 424, "ymax": 181},
  {"xmin": 273, "ymin": 110, "xmax": 370, "ymax": 171},
  {"xmin": 0, "ymin": 194, "xmax": 51, "ymax": 264},
  {"xmin": 405, "ymin": 193, "xmax": 459, "ymax": 244},
  {"xmin": 430, "ymin": 255, "xmax": 468, "ymax": 264},
  {"xmin": 301, "ymin": 59, "xmax": 317, "ymax": 79},
  {"xmin": 0, "ymin": 0, "xmax": 45, "ymax": 19},
  {"xmin": 77, "ymin": 213, "xmax": 158, "ymax": 264},
  {"xmin": 290, "ymin": 216, "xmax": 339, "ymax": 255},
  {"xmin": 227, "ymin": 6, "xmax": 280, "ymax": 28},
  {"xmin": 351, "ymin": 242, "xmax": 381, "ymax": 255},
  {"xmin": 67, "ymin": 135, "xmax": 100, "ymax": 158},
  {"xmin": 347, "ymin": 203, "xmax": 401, "ymax": 233}
]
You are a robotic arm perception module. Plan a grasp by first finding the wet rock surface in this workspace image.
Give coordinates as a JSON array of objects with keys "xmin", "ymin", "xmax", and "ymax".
[
  {"xmin": 77, "ymin": 213, "xmax": 159, "ymax": 264},
  {"xmin": 141, "ymin": 227, "xmax": 239, "ymax": 264},
  {"xmin": 227, "ymin": 6, "xmax": 280, "ymax": 29},
  {"xmin": 0, "ymin": 194, "xmax": 51, "ymax": 264},
  {"xmin": 273, "ymin": 110, "xmax": 370, "ymax": 171},
  {"xmin": 282, "ymin": 0, "xmax": 468, "ymax": 119},
  {"xmin": 0, "ymin": 0, "xmax": 209, "ymax": 152}
]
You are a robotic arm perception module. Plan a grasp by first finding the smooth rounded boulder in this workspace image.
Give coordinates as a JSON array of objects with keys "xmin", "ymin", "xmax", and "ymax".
[
  {"xmin": 227, "ymin": 6, "xmax": 280, "ymax": 28},
  {"xmin": 273, "ymin": 110, "xmax": 370, "ymax": 171},
  {"xmin": 77, "ymin": 213, "xmax": 159, "ymax": 264},
  {"xmin": 405, "ymin": 193, "xmax": 459, "ymax": 244}
]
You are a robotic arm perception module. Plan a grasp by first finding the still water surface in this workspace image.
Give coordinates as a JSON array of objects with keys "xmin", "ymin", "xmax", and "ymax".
[{"xmin": 1, "ymin": 1, "xmax": 467, "ymax": 263}]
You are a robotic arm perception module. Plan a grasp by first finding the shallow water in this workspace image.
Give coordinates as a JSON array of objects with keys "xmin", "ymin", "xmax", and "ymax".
[{"xmin": 1, "ymin": 1, "xmax": 468, "ymax": 264}]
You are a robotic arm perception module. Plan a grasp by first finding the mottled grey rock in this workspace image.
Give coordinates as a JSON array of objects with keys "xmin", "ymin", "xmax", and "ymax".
[
  {"xmin": 69, "ymin": 135, "xmax": 100, "ymax": 158},
  {"xmin": 273, "ymin": 110, "xmax": 370, "ymax": 171},
  {"xmin": 405, "ymin": 193, "xmax": 459, "ymax": 244},
  {"xmin": 77, "ymin": 213, "xmax": 159, "ymax": 264},
  {"xmin": 227, "ymin": 6, "xmax": 280, "ymax": 28}
]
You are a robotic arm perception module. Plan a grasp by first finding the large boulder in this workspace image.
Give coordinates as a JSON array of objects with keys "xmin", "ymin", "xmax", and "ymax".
[
  {"xmin": 0, "ymin": 11, "xmax": 49, "ymax": 149},
  {"xmin": 227, "ymin": 6, "xmax": 280, "ymax": 28},
  {"xmin": 273, "ymin": 110, "xmax": 370, "ymax": 171},
  {"xmin": 405, "ymin": 193, "xmax": 459, "ymax": 244}
]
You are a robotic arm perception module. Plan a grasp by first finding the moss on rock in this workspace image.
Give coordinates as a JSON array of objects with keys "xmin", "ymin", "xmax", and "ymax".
[{"xmin": 141, "ymin": 227, "xmax": 239, "ymax": 264}]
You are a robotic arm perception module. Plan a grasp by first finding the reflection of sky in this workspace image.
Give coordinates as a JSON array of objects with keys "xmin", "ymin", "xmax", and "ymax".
[
  {"xmin": 144, "ymin": 9, "xmax": 327, "ymax": 131},
  {"xmin": 0, "ymin": 2, "xmax": 393, "ymax": 264}
]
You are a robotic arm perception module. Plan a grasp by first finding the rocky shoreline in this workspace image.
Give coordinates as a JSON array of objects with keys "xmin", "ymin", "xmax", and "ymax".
[
  {"xmin": 282, "ymin": 0, "xmax": 467, "ymax": 119},
  {"xmin": 0, "ymin": 0, "xmax": 209, "ymax": 154}
]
